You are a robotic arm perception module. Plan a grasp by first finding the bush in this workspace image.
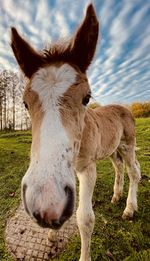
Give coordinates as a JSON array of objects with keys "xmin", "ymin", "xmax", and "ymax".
[{"xmin": 130, "ymin": 102, "xmax": 150, "ymax": 118}]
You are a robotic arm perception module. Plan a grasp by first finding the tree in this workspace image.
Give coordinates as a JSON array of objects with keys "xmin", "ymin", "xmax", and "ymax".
[
  {"xmin": 130, "ymin": 102, "xmax": 150, "ymax": 118},
  {"xmin": 0, "ymin": 70, "xmax": 9, "ymax": 130},
  {"xmin": 142, "ymin": 102, "xmax": 150, "ymax": 117}
]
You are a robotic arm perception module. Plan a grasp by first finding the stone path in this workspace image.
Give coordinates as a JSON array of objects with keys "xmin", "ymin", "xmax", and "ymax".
[{"xmin": 5, "ymin": 203, "xmax": 77, "ymax": 260}]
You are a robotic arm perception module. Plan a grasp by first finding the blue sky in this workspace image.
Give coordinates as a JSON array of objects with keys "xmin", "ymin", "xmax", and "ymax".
[{"xmin": 0, "ymin": 0, "xmax": 150, "ymax": 105}]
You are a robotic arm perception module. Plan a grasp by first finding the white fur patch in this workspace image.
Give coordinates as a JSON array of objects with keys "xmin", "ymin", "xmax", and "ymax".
[
  {"xmin": 31, "ymin": 63, "xmax": 77, "ymax": 162},
  {"xmin": 31, "ymin": 64, "xmax": 77, "ymax": 112}
]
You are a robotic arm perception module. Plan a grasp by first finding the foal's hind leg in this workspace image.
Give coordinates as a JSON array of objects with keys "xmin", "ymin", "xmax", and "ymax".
[
  {"xmin": 76, "ymin": 162, "xmax": 96, "ymax": 261},
  {"xmin": 110, "ymin": 151, "xmax": 124, "ymax": 203},
  {"xmin": 120, "ymin": 145, "xmax": 141, "ymax": 219}
]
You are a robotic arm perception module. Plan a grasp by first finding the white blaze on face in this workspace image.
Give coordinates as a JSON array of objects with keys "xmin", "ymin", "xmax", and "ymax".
[
  {"xmin": 22, "ymin": 64, "xmax": 77, "ymax": 216},
  {"xmin": 31, "ymin": 63, "xmax": 77, "ymax": 159}
]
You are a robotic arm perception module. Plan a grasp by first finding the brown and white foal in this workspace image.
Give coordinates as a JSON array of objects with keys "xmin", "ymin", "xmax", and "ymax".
[{"xmin": 11, "ymin": 4, "xmax": 141, "ymax": 261}]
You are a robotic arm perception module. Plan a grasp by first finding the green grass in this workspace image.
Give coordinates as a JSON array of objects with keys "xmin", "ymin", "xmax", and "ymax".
[
  {"xmin": 0, "ymin": 119, "xmax": 150, "ymax": 261},
  {"xmin": 0, "ymin": 131, "xmax": 31, "ymax": 261}
]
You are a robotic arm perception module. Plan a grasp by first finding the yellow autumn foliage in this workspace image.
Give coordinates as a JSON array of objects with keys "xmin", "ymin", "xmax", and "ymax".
[
  {"xmin": 130, "ymin": 102, "xmax": 150, "ymax": 118},
  {"xmin": 89, "ymin": 102, "xmax": 101, "ymax": 109}
]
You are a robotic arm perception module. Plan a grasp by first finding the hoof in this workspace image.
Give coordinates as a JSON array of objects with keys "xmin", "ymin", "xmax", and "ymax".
[
  {"xmin": 111, "ymin": 195, "xmax": 119, "ymax": 204},
  {"xmin": 122, "ymin": 211, "xmax": 133, "ymax": 220}
]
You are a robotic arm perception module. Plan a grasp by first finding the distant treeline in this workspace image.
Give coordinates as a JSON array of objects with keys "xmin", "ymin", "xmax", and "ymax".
[{"xmin": 89, "ymin": 102, "xmax": 150, "ymax": 118}]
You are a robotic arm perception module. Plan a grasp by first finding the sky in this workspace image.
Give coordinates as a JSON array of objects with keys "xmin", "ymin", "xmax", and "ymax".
[{"xmin": 0, "ymin": 0, "xmax": 150, "ymax": 105}]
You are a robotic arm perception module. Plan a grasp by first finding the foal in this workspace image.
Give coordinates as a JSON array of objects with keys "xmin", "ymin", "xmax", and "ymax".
[{"xmin": 11, "ymin": 4, "xmax": 141, "ymax": 261}]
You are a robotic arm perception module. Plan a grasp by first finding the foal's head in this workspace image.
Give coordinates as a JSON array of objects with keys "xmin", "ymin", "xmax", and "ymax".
[{"xmin": 11, "ymin": 4, "xmax": 99, "ymax": 229}]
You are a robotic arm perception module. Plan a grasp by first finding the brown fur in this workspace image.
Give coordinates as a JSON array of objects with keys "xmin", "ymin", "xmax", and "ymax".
[
  {"xmin": 23, "ymin": 84, "xmax": 43, "ymax": 154},
  {"xmin": 75, "ymin": 104, "xmax": 135, "ymax": 172}
]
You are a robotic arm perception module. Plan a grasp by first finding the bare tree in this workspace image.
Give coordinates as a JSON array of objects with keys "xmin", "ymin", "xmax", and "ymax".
[
  {"xmin": 0, "ymin": 70, "xmax": 29, "ymax": 131},
  {"xmin": 0, "ymin": 71, "xmax": 4, "ymax": 130},
  {"xmin": 0, "ymin": 70, "xmax": 9, "ymax": 129}
]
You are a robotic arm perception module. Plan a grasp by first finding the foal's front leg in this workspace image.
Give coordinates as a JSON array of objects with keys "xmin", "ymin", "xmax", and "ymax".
[{"xmin": 77, "ymin": 162, "xmax": 96, "ymax": 261}]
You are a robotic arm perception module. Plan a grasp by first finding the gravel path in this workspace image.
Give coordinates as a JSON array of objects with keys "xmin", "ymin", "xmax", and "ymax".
[{"xmin": 5, "ymin": 203, "xmax": 77, "ymax": 260}]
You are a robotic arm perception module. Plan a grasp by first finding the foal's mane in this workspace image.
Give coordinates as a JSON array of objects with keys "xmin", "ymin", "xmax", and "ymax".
[{"xmin": 43, "ymin": 38, "xmax": 74, "ymax": 66}]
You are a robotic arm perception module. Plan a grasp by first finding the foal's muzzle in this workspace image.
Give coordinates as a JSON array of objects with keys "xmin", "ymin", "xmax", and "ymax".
[{"xmin": 23, "ymin": 185, "xmax": 74, "ymax": 229}]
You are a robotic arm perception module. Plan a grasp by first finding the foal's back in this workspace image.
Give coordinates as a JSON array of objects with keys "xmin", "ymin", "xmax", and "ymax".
[{"xmin": 76, "ymin": 105, "xmax": 135, "ymax": 171}]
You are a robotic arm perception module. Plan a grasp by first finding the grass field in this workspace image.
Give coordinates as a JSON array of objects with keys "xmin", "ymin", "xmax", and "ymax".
[{"xmin": 0, "ymin": 118, "xmax": 150, "ymax": 261}]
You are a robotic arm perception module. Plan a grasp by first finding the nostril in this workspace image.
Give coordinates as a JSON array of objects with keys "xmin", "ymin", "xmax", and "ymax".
[
  {"xmin": 64, "ymin": 185, "xmax": 73, "ymax": 196},
  {"xmin": 23, "ymin": 183, "xmax": 27, "ymax": 194},
  {"xmin": 51, "ymin": 219, "xmax": 61, "ymax": 229},
  {"xmin": 61, "ymin": 185, "xmax": 74, "ymax": 222},
  {"xmin": 33, "ymin": 210, "xmax": 42, "ymax": 223}
]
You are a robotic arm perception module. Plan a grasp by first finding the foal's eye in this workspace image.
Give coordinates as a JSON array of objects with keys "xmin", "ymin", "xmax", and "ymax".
[
  {"xmin": 23, "ymin": 101, "xmax": 28, "ymax": 110},
  {"xmin": 82, "ymin": 94, "xmax": 91, "ymax": 106}
]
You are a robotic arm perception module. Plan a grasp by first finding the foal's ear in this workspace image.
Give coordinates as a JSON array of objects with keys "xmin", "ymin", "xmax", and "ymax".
[
  {"xmin": 11, "ymin": 27, "xmax": 44, "ymax": 78},
  {"xmin": 71, "ymin": 4, "xmax": 99, "ymax": 72}
]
